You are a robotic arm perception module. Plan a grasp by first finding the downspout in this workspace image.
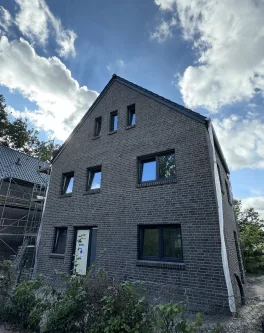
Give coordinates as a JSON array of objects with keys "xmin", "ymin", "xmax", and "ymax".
[
  {"xmin": 33, "ymin": 165, "xmax": 52, "ymax": 277},
  {"xmin": 207, "ymin": 119, "xmax": 236, "ymax": 313}
]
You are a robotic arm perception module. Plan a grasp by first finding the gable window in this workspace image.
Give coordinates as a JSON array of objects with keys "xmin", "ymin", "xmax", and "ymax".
[
  {"xmin": 139, "ymin": 225, "xmax": 183, "ymax": 262},
  {"xmin": 62, "ymin": 172, "xmax": 74, "ymax": 194},
  {"xmin": 94, "ymin": 117, "xmax": 102, "ymax": 137},
  {"xmin": 110, "ymin": 111, "xmax": 118, "ymax": 132},
  {"xmin": 87, "ymin": 166, "xmax": 102, "ymax": 190},
  {"xmin": 217, "ymin": 163, "xmax": 224, "ymax": 193},
  {"xmin": 139, "ymin": 151, "xmax": 176, "ymax": 183},
  {"xmin": 225, "ymin": 180, "xmax": 232, "ymax": 205},
  {"xmin": 127, "ymin": 104, "xmax": 136, "ymax": 126},
  {"xmin": 53, "ymin": 227, "xmax": 67, "ymax": 254}
]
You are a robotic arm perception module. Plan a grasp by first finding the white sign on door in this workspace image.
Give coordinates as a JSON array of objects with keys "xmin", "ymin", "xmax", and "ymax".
[{"xmin": 74, "ymin": 229, "xmax": 90, "ymax": 275}]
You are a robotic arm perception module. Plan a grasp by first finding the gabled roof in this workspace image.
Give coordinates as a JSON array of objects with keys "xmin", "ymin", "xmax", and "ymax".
[
  {"xmin": 53, "ymin": 74, "xmax": 207, "ymax": 163},
  {"xmin": 0, "ymin": 146, "xmax": 49, "ymax": 185}
]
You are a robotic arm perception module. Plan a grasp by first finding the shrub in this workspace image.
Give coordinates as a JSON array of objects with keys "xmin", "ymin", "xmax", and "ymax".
[
  {"xmin": 0, "ymin": 260, "xmax": 15, "ymax": 321},
  {"xmin": 4, "ymin": 278, "xmax": 42, "ymax": 329}
]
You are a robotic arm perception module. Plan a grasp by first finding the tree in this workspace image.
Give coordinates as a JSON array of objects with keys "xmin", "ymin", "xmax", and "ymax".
[
  {"xmin": 234, "ymin": 199, "xmax": 264, "ymax": 273},
  {"xmin": 0, "ymin": 94, "xmax": 60, "ymax": 162}
]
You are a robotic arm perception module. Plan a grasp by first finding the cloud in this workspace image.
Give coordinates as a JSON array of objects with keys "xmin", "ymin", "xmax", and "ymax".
[
  {"xmin": 154, "ymin": 0, "xmax": 264, "ymax": 111},
  {"xmin": 0, "ymin": 6, "xmax": 11, "ymax": 32},
  {"xmin": 241, "ymin": 197, "xmax": 264, "ymax": 219},
  {"xmin": 213, "ymin": 115, "xmax": 264, "ymax": 169},
  {"xmin": 14, "ymin": 0, "xmax": 77, "ymax": 57},
  {"xmin": 0, "ymin": 37, "xmax": 98, "ymax": 140},
  {"xmin": 150, "ymin": 17, "xmax": 177, "ymax": 43},
  {"xmin": 107, "ymin": 59, "xmax": 125, "ymax": 74}
]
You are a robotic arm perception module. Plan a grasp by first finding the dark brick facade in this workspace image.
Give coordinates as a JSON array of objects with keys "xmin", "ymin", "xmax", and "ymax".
[{"xmin": 36, "ymin": 77, "xmax": 244, "ymax": 311}]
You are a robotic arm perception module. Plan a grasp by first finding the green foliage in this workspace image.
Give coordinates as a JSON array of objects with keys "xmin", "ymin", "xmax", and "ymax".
[
  {"xmin": 4, "ymin": 278, "xmax": 42, "ymax": 329},
  {"xmin": 92, "ymin": 281, "xmax": 151, "ymax": 333},
  {"xmin": 154, "ymin": 302, "xmax": 203, "ymax": 333},
  {"xmin": 0, "ymin": 93, "xmax": 60, "ymax": 162},
  {"xmin": 0, "ymin": 261, "xmax": 15, "ymax": 320},
  {"xmin": 234, "ymin": 199, "xmax": 264, "ymax": 273}
]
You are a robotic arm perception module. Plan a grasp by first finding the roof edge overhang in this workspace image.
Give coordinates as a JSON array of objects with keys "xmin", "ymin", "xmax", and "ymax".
[{"xmin": 52, "ymin": 74, "xmax": 207, "ymax": 164}]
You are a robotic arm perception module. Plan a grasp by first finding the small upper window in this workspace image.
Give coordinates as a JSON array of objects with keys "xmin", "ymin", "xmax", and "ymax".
[
  {"xmin": 139, "ymin": 225, "xmax": 183, "ymax": 262},
  {"xmin": 139, "ymin": 151, "xmax": 176, "ymax": 183},
  {"xmin": 87, "ymin": 166, "xmax": 102, "ymax": 190},
  {"xmin": 94, "ymin": 117, "xmax": 102, "ymax": 137},
  {"xmin": 53, "ymin": 227, "xmax": 67, "ymax": 254},
  {"xmin": 127, "ymin": 104, "xmax": 136, "ymax": 126},
  {"xmin": 110, "ymin": 111, "xmax": 118, "ymax": 132},
  {"xmin": 62, "ymin": 172, "xmax": 74, "ymax": 194},
  {"xmin": 225, "ymin": 180, "xmax": 232, "ymax": 205},
  {"xmin": 217, "ymin": 163, "xmax": 223, "ymax": 192}
]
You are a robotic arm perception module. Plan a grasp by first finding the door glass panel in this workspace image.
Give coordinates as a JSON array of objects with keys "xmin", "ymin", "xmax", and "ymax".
[{"xmin": 74, "ymin": 229, "xmax": 90, "ymax": 275}]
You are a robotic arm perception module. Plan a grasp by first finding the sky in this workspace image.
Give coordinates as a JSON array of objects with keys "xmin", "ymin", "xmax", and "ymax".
[{"xmin": 0, "ymin": 0, "xmax": 263, "ymax": 217}]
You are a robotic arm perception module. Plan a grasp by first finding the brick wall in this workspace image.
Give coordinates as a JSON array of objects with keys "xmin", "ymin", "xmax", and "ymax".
[{"xmin": 37, "ymin": 81, "xmax": 232, "ymax": 309}]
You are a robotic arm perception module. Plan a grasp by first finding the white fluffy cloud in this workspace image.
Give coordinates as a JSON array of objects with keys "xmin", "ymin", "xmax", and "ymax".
[
  {"xmin": 154, "ymin": 0, "xmax": 264, "ymax": 110},
  {"xmin": 14, "ymin": 0, "xmax": 77, "ymax": 57},
  {"xmin": 0, "ymin": 6, "xmax": 11, "ymax": 32},
  {"xmin": 241, "ymin": 197, "xmax": 264, "ymax": 219},
  {"xmin": 213, "ymin": 115, "xmax": 264, "ymax": 170},
  {"xmin": 0, "ymin": 37, "xmax": 98, "ymax": 140},
  {"xmin": 150, "ymin": 17, "xmax": 177, "ymax": 43}
]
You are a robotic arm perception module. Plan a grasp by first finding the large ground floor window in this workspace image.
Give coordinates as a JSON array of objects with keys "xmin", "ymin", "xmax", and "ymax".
[{"xmin": 138, "ymin": 224, "xmax": 183, "ymax": 262}]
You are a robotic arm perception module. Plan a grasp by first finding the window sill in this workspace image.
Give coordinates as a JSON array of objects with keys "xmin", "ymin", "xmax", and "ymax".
[
  {"xmin": 109, "ymin": 130, "xmax": 117, "ymax": 135},
  {"xmin": 136, "ymin": 260, "xmax": 185, "ymax": 270},
  {"xmin": 60, "ymin": 193, "xmax": 72, "ymax": 198},
  {"xmin": 92, "ymin": 135, "xmax": 101, "ymax": 140},
  {"xmin": 137, "ymin": 178, "xmax": 177, "ymax": 188},
  {"xmin": 49, "ymin": 253, "xmax": 65, "ymax": 259},
  {"xmin": 83, "ymin": 189, "xmax": 101, "ymax": 195},
  {"xmin": 126, "ymin": 124, "xmax": 136, "ymax": 130}
]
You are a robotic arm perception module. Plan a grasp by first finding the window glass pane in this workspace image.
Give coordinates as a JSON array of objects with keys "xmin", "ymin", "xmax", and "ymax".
[
  {"xmin": 66, "ymin": 176, "xmax": 74, "ymax": 193},
  {"xmin": 54, "ymin": 228, "xmax": 67, "ymax": 254},
  {"xmin": 95, "ymin": 117, "xmax": 101, "ymax": 136},
  {"xmin": 143, "ymin": 228, "xmax": 159, "ymax": 257},
  {"xmin": 131, "ymin": 112, "xmax": 136, "ymax": 125},
  {"xmin": 113, "ymin": 115, "xmax": 118, "ymax": 131},
  {"xmin": 90, "ymin": 171, "xmax": 101, "ymax": 189},
  {"xmin": 141, "ymin": 160, "xmax": 156, "ymax": 182},
  {"xmin": 163, "ymin": 227, "xmax": 182, "ymax": 259},
  {"xmin": 159, "ymin": 154, "xmax": 176, "ymax": 179}
]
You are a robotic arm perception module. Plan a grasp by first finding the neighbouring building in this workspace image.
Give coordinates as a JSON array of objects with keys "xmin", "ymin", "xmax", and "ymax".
[
  {"xmin": 0, "ymin": 146, "xmax": 49, "ymax": 268},
  {"xmin": 35, "ymin": 75, "xmax": 245, "ymax": 312}
]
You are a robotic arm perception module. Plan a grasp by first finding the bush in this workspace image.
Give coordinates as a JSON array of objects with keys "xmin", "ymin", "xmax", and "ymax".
[
  {"xmin": 4, "ymin": 278, "xmax": 42, "ymax": 329},
  {"xmin": 0, "ymin": 260, "xmax": 15, "ymax": 321}
]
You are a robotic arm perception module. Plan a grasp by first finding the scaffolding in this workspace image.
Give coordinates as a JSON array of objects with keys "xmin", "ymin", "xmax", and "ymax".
[{"xmin": 0, "ymin": 172, "xmax": 48, "ymax": 274}]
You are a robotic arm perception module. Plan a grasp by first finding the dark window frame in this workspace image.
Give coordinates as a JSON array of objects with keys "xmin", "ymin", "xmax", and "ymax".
[
  {"xmin": 138, "ymin": 150, "xmax": 176, "ymax": 184},
  {"xmin": 87, "ymin": 166, "xmax": 102, "ymax": 191},
  {"xmin": 138, "ymin": 224, "xmax": 183, "ymax": 263},
  {"xmin": 225, "ymin": 179, "xmax": 232, "ymax": 205},
  {"xmin": 127, "ymin": 104, "xmax": 136, "ymax": 126},
  {"xmin": 217, "ymin": 163, "xmax": 224, "ymax": 193},
  {"xmin": 110, "ymin": 111, "xmax": 118, "ymax": 132},
  {"xmin": 53, "ymin": 227, "xmax": 67, "ymax": 254},
  {"xmin": 94, "ymin": 116, "xmax": 102, "ymax": 137},
  {"xmin": 61, "ymin": 171, "xmax": 74, "ymax": 195}
]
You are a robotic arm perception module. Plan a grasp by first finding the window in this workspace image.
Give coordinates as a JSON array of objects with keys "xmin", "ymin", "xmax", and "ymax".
[
  {"xmin": 87, "ymin": 166, "xmax": 102, "ymax": 190},
  {"xmin": 139, "ymin": 225, "xmax": 183, "ymax": 262},
  {"xmin": 94, "ymin": 117, "xmax": 102, "ymax": 137},
  {"xmin": 217, "ymin": 163, "xmax": 223, "ymax": 192},
  {"xmin": 62, "ymin": 172, "xmax": 74, "ymax": 194},
  {"xmin": 225, "ymin": 180, "xmax": 232, "ymax": 205},
  {"xmin": 53, "ymin": 227, "xmax": 67, "ymax": 254},
  {"xmin": 127, "ymin": 104, "xmax": 136, "ymax": 126},
  {"xmin": 139, "ymin": 151, "xmax": 176, "ymax": 183},
  {"xmin": 110, "ymin": 111, "xmax": 118, "ymax": 132}
]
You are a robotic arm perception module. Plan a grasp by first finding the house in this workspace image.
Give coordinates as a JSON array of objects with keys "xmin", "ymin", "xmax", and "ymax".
[
  {"xmin": 35, "ymin": 75, "xmax": 245, "ymax": 312},
  {"xmin": 0, "ymin": 146, "xmax": 49, "ymax": 266}
]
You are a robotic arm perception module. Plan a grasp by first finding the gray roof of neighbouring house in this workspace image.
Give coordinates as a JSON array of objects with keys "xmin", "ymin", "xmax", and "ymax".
[{"xmin": 0, "ymin": 146, "xmax": 49, "ymax": 185}]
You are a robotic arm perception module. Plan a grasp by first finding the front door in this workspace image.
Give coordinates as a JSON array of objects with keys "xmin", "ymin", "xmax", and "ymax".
[{"xmin": 73, "ymin": 229, "xmax": 90, "ymax": 275}]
